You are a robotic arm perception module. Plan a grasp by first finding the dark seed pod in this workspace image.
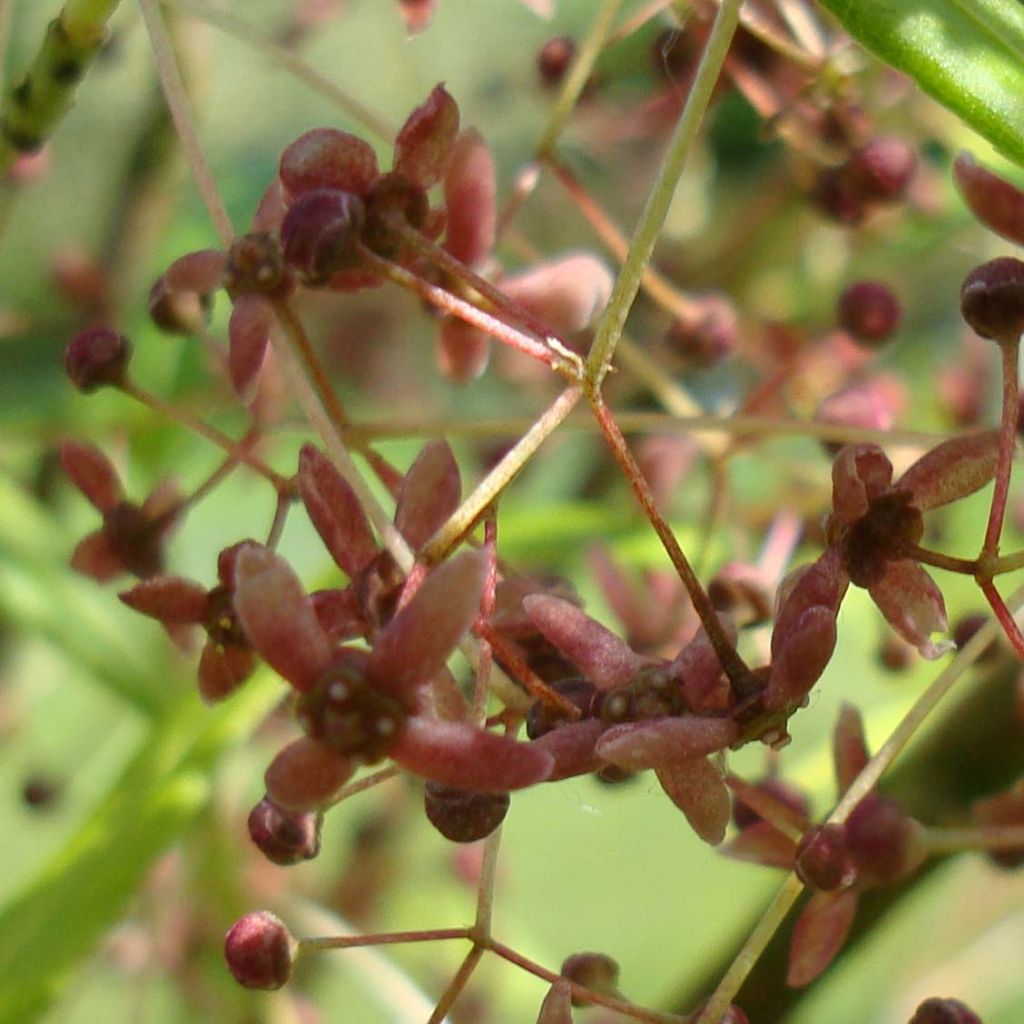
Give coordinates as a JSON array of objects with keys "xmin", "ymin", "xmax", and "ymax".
[
  {"xmin": 795, "ymin": 823, "xmax": 854, "ymax": 891},
  {"xmin": 961, "ymin": 256, "xmax": 1024, "ymax": 343},
  {"xmin": 64, "ymin": 327, "xmax": 132, "ymax": 392},
  {"xmin": 908, "ymin": 997, "xmax": 981, "ymax": 1024},
  {"xmin": 224, "ymin": 911, "xmax": 295, "ymax": 990},
  {"xmin": 247, "ymin": 796, "xmax": 323, "ymax": 865},
  {"xmin": 423, "ymin": 783, "xmax": 510, "ymax": 842}
]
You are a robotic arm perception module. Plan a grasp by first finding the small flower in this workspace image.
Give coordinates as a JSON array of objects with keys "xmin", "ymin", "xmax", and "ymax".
[
  {"xmin": 61, "ymin": 441, "xmax": 179, "ymax": 582},
  {"xmin": 64, "ymin": 326, "xmax": 132, "ymax": 392}
]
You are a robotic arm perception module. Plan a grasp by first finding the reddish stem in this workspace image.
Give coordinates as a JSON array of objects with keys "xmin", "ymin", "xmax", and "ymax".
[
  {"xmin": 982, "ymin": 340, "xmax": 1020, "ymax": 558},
  {"xmin": 979, "ymin": 579, "xmax": 1024, "ymax": 660}
]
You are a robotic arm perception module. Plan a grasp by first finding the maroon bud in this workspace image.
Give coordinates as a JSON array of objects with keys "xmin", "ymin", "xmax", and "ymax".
[
  {"xmin": 665, "ymin": 294, "xmax": 738, "ymax": 368},
  {"xmin": 795, "ymin": 823, "xmax": 855, "ymax": 891},
  {"xmin": 22, "ymin": 774, "xmax": 59, "ymax": 809},
  {"xmin": 423, "ymin": 783, "xmax": 510, "ymax": 842},
  {"xmin": 847, "ymin": 135, "xmax": 917, "ymax": 202},
  {"xmin": 845, "ymin": 794, "xmax": 923, "ymax": 884},
  {"xmin": 813, "ymin": 166, "xmax": 866, "ymax": 224},
  {"xmin": 877, "ymin": 632, "xmax": 916, "ymax": 673},
  {"xmin": 362, "ymin": 171, "xmax": 429, "ymax": 258},
  {"xmin": 908, "ymin": 997, "xmax": 981, "ymax": 1024},
  {"xmin": 222, "ymin": 231, "xmax": 290, "ymax": 298},
  {"xmin": 148, "ymin": 275, "xmax": 212, "ymax": 335},
  {"xmin": 64, "ymin": 327, "xmax": 132, "ymax": 392},
  {"xmin": 281, "ymin": 189, "xmax": 367, "ymax": 285},
  {"xmin": 961, "ymin": 256, "xmax": 1024, "ymax": 343},
  {"xmin": 837, "ymin": 281, "xmax": 901, "ymax": 345},
  {"xmin": 247, "ymin": 796, "xmax": 323, "ymax": 865},
  {"xmin": 537, "ymin": 37, "xmax": 576, "ymax": 88},
  {"xmin": 559, "ymin": 951, "xmax": 620, "ymax": 1006},
  {"xmin": 224, "ymin": 910, "xmax": 295, "ymax": 990}
]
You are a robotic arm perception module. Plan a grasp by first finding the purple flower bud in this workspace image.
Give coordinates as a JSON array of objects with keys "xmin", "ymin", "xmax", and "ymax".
[
  {"xmin": 908, "ymin": 997, "xmax": 981, "ymax": 1024},
  {"xmin": 247, "ymin": 796, "xmax": 322, "ymax": 865},
  {"xmin": 64, "ymin": 327, "xmax": 132, "ymax": 392},
  {"xmin": 837, "ymin": 281, "xmax": 901, "ymax": 345},
  {"xmin": 795, "ymin": 823, "xmax": 855, "ymax": 891},
  {"xmin": 281, "ymin": 189, "xmax": 367, "ymax": 285},
  {"xmin": 224, "ymin": 910, "xmax": 295, "ymax": 990},
  {"xmin": 423, "ymin": 783, "xmax": 510, "ymax": 842},
  {"xmin": 961, "ymin": 256, "xmax": 1024, "ymax": 344}
]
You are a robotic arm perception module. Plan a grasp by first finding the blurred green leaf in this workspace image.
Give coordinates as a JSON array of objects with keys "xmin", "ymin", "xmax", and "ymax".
[{"xmin": 818, "ymin": 0, "xmax": 1024, "ymax": 165}]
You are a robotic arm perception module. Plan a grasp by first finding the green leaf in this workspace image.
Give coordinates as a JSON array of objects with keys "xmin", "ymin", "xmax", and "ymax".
[
  {"xmin": 0, "ymin": 674, "xmax": 281, "ymax": 1024},
  {"xmin": 818, "ymin": 0, "xmax": 1024, "ymax": 166}
]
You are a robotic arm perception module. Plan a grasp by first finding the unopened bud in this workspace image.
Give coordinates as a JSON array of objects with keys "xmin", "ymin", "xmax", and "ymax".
[
  {"xmin": 64, "ymin": 327, "xmax": 131, "ymax": 392},
  {"xmin": 224, "ymin": 910, "xmax": 295, "ymax": 990}
]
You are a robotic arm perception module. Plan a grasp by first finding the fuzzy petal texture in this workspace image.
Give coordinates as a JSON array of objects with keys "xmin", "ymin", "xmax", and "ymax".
[
  {"xmin": 523, "ymin": 594, "xmax": 650, "ymax": 690},
  {"xmin": 833, "ymin": 702, "xmax": 870, "ymax": 795},
  {"xmin": 61, "ymin": 441, "xmax": 123, "ymax": 511},
  {"xmin": 394, "ymin": 84, "xmax": 459, "ymax": 190},
  {"xmin": 897, "ymin": 429, "xmax": 1000, "ymax": 511},
  {"xmin": 656, "ymin": 756, "xmax": 731, "ymax": 845},
  {"xmin": 70, "ymin": 530, "xmax": 124, "ymax": 582},
  {"xmin": 164, "ymin": 249, "xmax": 226, "ymax": 294},
  {"xmin": 392, "ymin": 717, "xmax": 553, "ymax": 791},
  {"xmin": 595, "ymin": 716, "xmax": 737, "ymax": 772},
  {"xmin": 198, "ymin": 642, "xmax": 256, "ymax": 703},
  {"xmin": 298, "ymin": 445, "xmax": 378, "ymax": 578},
  {"xmin": 830, "ymin": 445, "xmax": 893, "ymax": 525},
  {"xmin": 868, "ymin": 560, "xmax": 949, "ymax": 658},
  {"xmin": 953, "ymin": 152, "xmax": 1024, "ymax": 247},
  {"xmin": 786, "ymin": 889, "xmax": 859, "ymax": 987},
  {"xmin": 279, "ymin": 127, "xmax": 380, "ymax": 198},
  {"xmin": 502, "ymin": 252, "xmax": 614, "ymax": 336},
  {"xmin": 233, "ymin": 545, "xmax": 332, "ymax": 693},
  {"xmin": 228, "ymin": 294, "xmax": 272, "ymax": 399},
  {"xmin": 310, "ymin": 587, "xmax": 367, "ymax": 643},
  {"xmin": 119, "ymin": 576, "xmax": 209, "ymax": 623},
  {"xmin": 443, "ymin": 129, "xmax": 496, "ymax": 268},
  {"xmin": 264, "ymin": 737, "xmax": 356, "ymax": 811},
  {"xmin": 672, "ymin": 624, "xmax": 732, "ymax": 711},
  {"xmin": 720, "ymin": 822, "xmax": 799, "ymax": 869},
  {"xmin": 528, "ymin": 719, "xmax": 606, "ymax": 781},
  {"xmin": 437, "ymin": 317, "xmax": 491, "ymax": 382},
  {"xmin": 395, "ymin": 440, "xmax": 462, "ymax": 550},
  {"xmin": 368, "ymin": 550, "xmax": 485, "ymax": 700}
]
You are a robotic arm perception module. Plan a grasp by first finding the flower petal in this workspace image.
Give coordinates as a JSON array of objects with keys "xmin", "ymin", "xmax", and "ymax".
[
  {"xmin": 233, "ymin": 544, "xmax": 332, "ymax": 692},
  {"xmin": 830, "ymin": 445, "xmax": 893, "ymax": 524},
  {"xmin": 164, "ymin": 249, "xmax": 227, "ymax": 294},
  {"xmin": 228, "ymin": 294, "xmax": 272, "ymax": 399},
  {"xmin": 60, "ymin": 440, "xmax": 123, "ymax": 511},
  {"xmin": 70, "ymin": 529, "xmax": 124, "ymax": 581},
  {"xmin": 298, "ymin": 445, "xmax": 378, "ymax": 578},
  {"xmin": 502, "ymin": 252, "xmax": 614, "ymax": 336},
  {"xmin": 264, "ymin": 737, "xmax": 356, "ymax": 811},
  {"xmin": 720, "ymin": 822, "xmax": 798, "ymax": 869},
  {"xmin": 393, "ymin": 84, "xmax": 459, "ymax": 190},
  {"xmin": 537, "ymin": 979, "xmax": 573, "ymax": 1024},
  {"xmin": 523, "ymin": 594, "xmax": 650, "ymax": 690},
  {"xmin": 868, "ymin": 560, "xmax": 949, "ymax": 658},
  {"xmin": 655, "ymin": 757, "xmax": 730, "ymax": 845},
  {"xmin": 596, "ymin": 716, "xmax": 737, "ymax": 771},
  {"xmin": 198, "ymin": 642, "xmax": 256, "ymax": 703},
  {"xmin": 833, "ymin": 702, "xmax": 869, "ymax": 795},
  {"xmin": 786, "ymin": 890, "xmax": 859, "ymax": 987},
  {"xmin": 119, "ymin": 576, "xmax": 209, "ymax": 623},
  {"xmin": 279, "ymin": 127, "xmax": 380, "ymax": 198},
  {"xmin": 953, "ymin": 151, "xmax": 1024, "ymax": 247},
  {"xmin": 392, "ymin": 717, "xmax": 553, "ymax": 791},
  {"xmin": 671, "ymin": 623, "xmax": 732, "ymax": 711},
  {"xmin": 368, "ymin": 550, "xmax": 485, "ymax": 699},
  {"xmin": 395, "ymin": 440, "xmax": 461, "ymax": 551},
  {"xmin": 437, "ymin": 316, "xmax": 491, "ymax": 382},
  {"xmin": 443, "ymin": 129, "xmax": 496, "ymax": 268},
  {"xmin": 897, "ymin": 429, "xmax": 999, "ymax": 511},
  {"xmin": 527, "ymin": 719, "xmax": 606, "ymax": 781},
  {"xmin": 310, "ymin": 587, "xmax": 368, "ymax": 642}
]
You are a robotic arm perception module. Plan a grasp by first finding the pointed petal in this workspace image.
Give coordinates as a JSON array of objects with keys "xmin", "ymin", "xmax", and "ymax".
[
  {"xmin": 437, "ymin": 317, "xmax": 491, "ymax": 382},
  {"xmin": 392, "ymin": 717, "xmax": 553, "ymax": 790},
  {"xmin": 830, "ymin": 445, "xmax": 893, "ymax": 524},
  {"xmin": 869, "ymin": 561, "xmax": 949, "ymax": 658},
  {"xmin": 368, "ymin": 551, "xmax": 485, "ymax": 699},
  {"xmin": 672, "ymin": 623, "xmax": 732, "ymax": 711},
  {"xmin": 523, "ymin": 594, "xmax": 649, "ymax": 690},
  {"xmin": 264, "ymin": 736, "xmax": 355, "ymax": 811},
  {"xmin": 298, "ymin": 445, "xmax": 378, "ymax": 577},
  {"xmin": 393, "ymin": 84, "xmax": 459, "ymax": 190},
  {"xmin": 60, "ymin": 441, "xmax": 122, "ymax": 511},
  {"xmin": 527, "ymin": 719, "xmax": 605, "ymax": 781},
  {"xmin": 502, "ymin": 252, "xmax": 614, "ymax": 335},
  {"xmin": 596, "ymin": 716, "xmax": 737, "ymax": 771},
  {"xmin": 443, "ymin": 129, "xmax": 496, "ymax": 267},
  {"xmin": 720, "ymin": 822, "xmax": 798, "ymax": 869},
  {"xmin": 786, "ymin": 890, "xmax": 859, "ymax": 987},
  {"xmin": 198, "ymin": 642, "xmax": 256, "ymax": 703},
  {"xmin": 656, "ymin": 757, "xmax": 730, "ymax": 845},
  {"xmin": 228, "ymin": 295, "xmax": 271, "ymax": 399},
  {"xmin": 119, "ymin": 576, "xmax": 209, "ymax": 623},
  {"xmin": 311, "ymin": 587, "xmax": 368, "ymax": 642},
  {"xmin": 233, "ymin": 544, "xmax": 332, "ymax": 692},
  {"xmin": 251, "ymin": 177, "xmax": 286, "ymax": 233},
  {"xmin": 279, "ymin": 127, "xmax": 380, "ymax": 198},
  {"xmin": 395, "ymin": 440, "xmax": 461, "ymax": 550},
  {"xmin": 536, "ymin": 980, "xmax": 573, "ymax": 1024},
  {"xmin": 953, "ymin": 151, "xmax": 1024, "ymax": 247},
  {"xmin": 833, "ymin": 703, "xmax": 869, "ymax": 795},
  {"xmin": 70, "ymin": 530, "xmax": 123, "ymax": 581},
  {"xmin": 397, "ymin": 0, "xmax": 439, "ymax": 34},
  {"xmin": 898, "ymin": 429, "xmax": 1000, "ymax": 511},
  {"xmin": 164, "ymin": 249, "xmax": 226, "ymax": 294}
]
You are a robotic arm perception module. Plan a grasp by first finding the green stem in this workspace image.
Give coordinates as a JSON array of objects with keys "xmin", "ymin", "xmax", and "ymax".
[
  {"xmin": 981, "ymin": 340, "xmax": 1020, "ymax": 558},
  {"xmin": 584, "ymin": 0, "xmax": 743, "ymax": 386},
  {"xmin": 899, "ymin": 543, "xmax": 977, "ymax": 576}
]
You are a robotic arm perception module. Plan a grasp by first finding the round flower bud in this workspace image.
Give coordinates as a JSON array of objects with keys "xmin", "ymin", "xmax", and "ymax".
[
  {"xmin": 64, "ymin": 327, "xmax": 132, "ymax": 392},
  {"xmin": 224, "ymin": 911, "xmax": 296, "ymax": 990},
  {"xmin": 795, "ymin": 823, "xmax": 854, "ymax": 891},
  {"xmin": 537, "ymin": 36, "xmax": 576, "ymax": 88},
  {"xmin": 423, "ymin": 783, "xmax": 510, "ymax": 843},
  {"xmin": 960, "ymin": 256, "xmax": 1024, "ymax": 343},
  {"xmin": 247, "ymin": 796, "xmax": 322, "ymax": 866},
  {"xmin": 837, "ymin": 281, "xmax": 901, "ymax": 345},
  {"xmin": 908, "ymin": 997, "xmax": 981, "ymax": 1024},
  {"xmin": 665, "ymin": 294, "xmax": 738, "ymax": 368},
  {"xmin": 847, "ymin": 135, "xmax": 917, "ymax": 202},
  {"xmin": 560, "ymin": 951, "xmax": 620, "ymax": 1006},
  {"xmin": 281, "ymin": 188, "xmax": 366, "ymax": 285},
  {"xmin": 845, "ymin": 794, "xmax": 923, "ymax": 884}
]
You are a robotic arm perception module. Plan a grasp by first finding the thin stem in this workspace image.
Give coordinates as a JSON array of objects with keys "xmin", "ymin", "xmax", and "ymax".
[
  {"xmin": 920, "ymin": 824, "xmax": 1024, "ymax": 855},
  {"xmin": 426, "ymin": 946, "xmax": 484, "ymax": 1024},
  {"xmin": 265, "ymin": 489, "xmax": 294, "ymax": 549},
  {"xmin": 420, "ymin": 385, "xmax": 583, "ymax": 563},
  {"xmin": 587, "ymin": 393, "xmax": 753, "ymax": 692},
  {"xmin": 585, "ymin": 0, "xmax": 743, "ymax": 386},
  {"xmin": 174, "ymin": 448, "xmax": 242, "ymax": 512},
  {"xmin": 118, "ymin": 379, "xmax": 292, "ymax": 491},
  {"xmin": 979, "ymin": 580, "xmax": 1024, "ymax": 661},
  {"xmin": 473, "ymin": 827, "xmax": 503, "ymax": 937},
  {"xmin": 692, "ymin": 874, "xmax": 805, "ymax": 1024},
  {"xmin": 899, "ymin": 543, "xmax": 978, "ymax": 577},
  {"xmin": 138, "ymin": 0, "xmax": 234, "ymax": 245},
  {"xmin": 162, "ymin": 0, "xmax": 395, "ymax": 140},
  {"xmin": 324, "ymin": 765, "xmax": 399, "ymax": 810},
  {"xmin": 535, "ymin": 0, "xmax": 625, "ymax": 158},
  {"xmin": 608, "ymin": 0, "xmax": 677, "ymax": 45},
  {"xmin": 991, "ymin": 549, "xmax": 1024, "ymax": 576},
  {"xmin": 299, "ymin": 927, "xmax": 471, "ymax": 955},
  {"xmin": 472, "ymin": 511, "xmax": 498, "ymax": 723},
  {"xmin": 981, "ymin": 341, "xmax": 1020, "ymax": 558}
]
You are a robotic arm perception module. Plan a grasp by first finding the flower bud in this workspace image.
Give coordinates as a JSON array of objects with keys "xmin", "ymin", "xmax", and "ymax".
[
  {"xmin": 845, "ymin": 794, "xmax": 923, "ymax": 884},
  {"xmin": 960, "ymin": 256, "xmax": 1024, "ymax": 343},
  {"xmin": 224, "ymin": 910, "xmax": 295, "ymax": 990},
  {"xmin": 560, "ymin": 951, "xmax": 620, "ymax": 1006},
  {"xmin": 64, "ymin": 327, "xmax": 131, "ymax": 392},
  {"xmin": 837, "ymin": 281, "xmax": 901, "ymax": 345},
  {"xmin": 148, "ymin": 275, "xmax": 211, "ymax": 335},
  {"xmin": 665, "ymin": 294, "xmax": 738, "ymax": 368},
  {"xmin": 537, "ymin": 37, "xmax": 576, "ymax": 88},
  {"xmin": 908, "ymin": 997, "xmax": 981, "ymax": 1024},
  {"xmin": 423, "ymin": 783, "xmax": 510, "ymax": 842},
  {"xmin": 247, "ymin": 796, "xmax": 322, "ymax": 865},
  {"xmin": 795, "ymin": 823, "xmax": 855, "ymax": 891},
  {"xmin": 281, "ymin": 189, "xmax": 366, "ymax": 285},
  {"xmin": 847, "ymin": 135, "xmax": 917, "ymax": 202}
]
